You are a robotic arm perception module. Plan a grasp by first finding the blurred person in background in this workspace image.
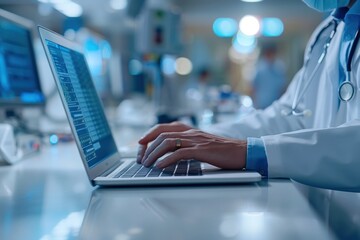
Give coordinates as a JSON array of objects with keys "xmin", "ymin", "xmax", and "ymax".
[{"xmin": 251, "ymin": 43, "xmax": 286, "ymax": 109}]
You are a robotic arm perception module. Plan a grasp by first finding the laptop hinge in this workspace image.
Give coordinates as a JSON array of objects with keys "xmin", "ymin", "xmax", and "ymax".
[{"xmin": 100, "ymin": 160, "xmax": 122, "ymax": 177}]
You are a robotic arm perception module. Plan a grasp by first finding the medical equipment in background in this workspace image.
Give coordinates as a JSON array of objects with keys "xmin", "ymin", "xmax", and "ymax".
[
  {"xmin": 283, "ymin": 19, "xmax": 358, "ymax": 117},
  {"xmin": 137, "ymin": 8, "xmax": 181, "ymax": 55},
  {"xmin": 0, "ymin": 124, "xmax": 42, "ymax": 165},
  {"xmin": 0, "ymin": 124, "xmax": 23, "ymax": 164},
  {"xmin": 136, "ymin": 8, "xmax": 188, "ymax": 124}
]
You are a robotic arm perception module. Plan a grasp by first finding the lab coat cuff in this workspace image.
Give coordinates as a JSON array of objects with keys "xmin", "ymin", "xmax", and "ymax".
[
  {"xmin": 261, "ymin": 135, "xmax": 287, "ymax": 178},
  {"xmin": 246, "ymin": 137, "xmax": 268, "ymax": 177}
]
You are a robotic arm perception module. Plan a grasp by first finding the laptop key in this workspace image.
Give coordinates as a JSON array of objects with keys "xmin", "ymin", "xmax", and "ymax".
[
  {"xmin": 188, "ymin": 169, "xmax": 202, "ymax": 176},
  {"xmin": 148, "ymin": 168, "xmax": 163, "ymax": 177},
  {"xmin": 114, "ymin": 163, "xmax": 134, "ymax": 178},
  {"xmin": 120, "ymin": 163, "xmax": 142, "ymax": 178},
  {"xmin": 174, "ymin": 172, "xmax": 187, "ymax": 176},
  {"xmin": 119, "ymin": 160, "xmax": 203, "ymax": 178},
  {"xmin": 134, "ymin": 166, "xmax": 152, "ymax": 177},
  {"xmin": 160, "ymin": 171, "xmax": 173, "ymax": 177},
  {"xmin": 174, "ymin": 166, "xmax": 188, "ymax": 176}
]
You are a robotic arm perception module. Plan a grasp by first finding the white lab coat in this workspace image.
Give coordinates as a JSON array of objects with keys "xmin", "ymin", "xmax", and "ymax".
[{"xmin": 208, "ymin": 16, "xmax": 360, "ymax": 192}]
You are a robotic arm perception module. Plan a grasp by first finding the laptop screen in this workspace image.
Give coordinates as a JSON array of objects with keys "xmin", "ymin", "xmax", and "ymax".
[{"xmin": 45, "ymin": 40, "xmax": 117, "ymax": 168}]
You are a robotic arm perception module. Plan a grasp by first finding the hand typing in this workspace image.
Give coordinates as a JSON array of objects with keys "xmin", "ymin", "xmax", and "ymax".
[{"xmin": 137, "ymin": 122, "xmax": 247, "ymax": 169}]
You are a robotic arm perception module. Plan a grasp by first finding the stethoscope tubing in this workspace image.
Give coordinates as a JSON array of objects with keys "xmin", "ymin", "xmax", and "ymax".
[
  {"xmin": 346, "ymin": 29, "xmax": 360, "ymax": 72},
  {"xmin": 291, "ymin": 19, "xmax": 359, "ymax": 115},
  {"xmin": 291, "ymin": 20, "xmax": 338, "ymax": 112}
]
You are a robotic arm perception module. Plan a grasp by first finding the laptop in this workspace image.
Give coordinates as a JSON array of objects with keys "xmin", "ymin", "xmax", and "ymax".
[{"xmin": 38, "ymin": 26, "xmax": 261, "ymax": 186}]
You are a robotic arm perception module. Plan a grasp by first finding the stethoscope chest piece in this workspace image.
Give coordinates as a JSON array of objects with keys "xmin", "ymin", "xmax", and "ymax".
[
  {"xmin": 339, "ymin": 29, "xmax": 360, "ymax": 102},
  {"xmin": 338, "ymin": 80, "xmax": 355, "ymax": 101}
]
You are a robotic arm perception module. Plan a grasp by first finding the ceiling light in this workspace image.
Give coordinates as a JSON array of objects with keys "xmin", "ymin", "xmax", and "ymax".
[
  {"xmin": 54, "ymin": 1, "xmax": 83, "ymax": 17},
  {"xmin": 239, "ymin": 15, "xmax": 260, "ymax": 36},
  {"xmin": 235, "ymin": 32, "xmax": 256, "ymax": 47},
  {"xmin": 110, "ymin": 0, "xmax": 127, "ymax": 10},
  {"xmin": 175, "ymin": 57, "xmax": 192, "ymax": 75},
  {"xmin": 161, "ymin": 55, "xmax": 176, "ymax": 76},
  {"xmin": 261, "ymin": 18, "xmax": 284, "ymax": 37},
  {"xmin": 213, "ymin": 18, "xmax": 237, "ymax": 38}
]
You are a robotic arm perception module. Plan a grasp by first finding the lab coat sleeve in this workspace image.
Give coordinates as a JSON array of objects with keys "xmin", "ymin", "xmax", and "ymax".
[
  {"xmin": 262, "ymin": 119, "xmax": 360, "ymax": 192},
  {"xmin": 204, "ymin": 69, "xmax": 306, "ymax": 139}
]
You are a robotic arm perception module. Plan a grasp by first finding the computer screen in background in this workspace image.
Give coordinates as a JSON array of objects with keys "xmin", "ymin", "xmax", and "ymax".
[{"xmin": 0, "ymin": 9, "xmax": 45, "ymax": 107}]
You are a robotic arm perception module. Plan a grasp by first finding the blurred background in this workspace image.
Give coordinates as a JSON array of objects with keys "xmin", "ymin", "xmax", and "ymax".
[{"xmin": 0, "ymin": 0, "xmax": 326, "ymax": 135}]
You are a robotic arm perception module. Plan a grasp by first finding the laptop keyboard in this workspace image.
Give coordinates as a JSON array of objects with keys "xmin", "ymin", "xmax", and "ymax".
[{"xmin": 114, "ymin": 160, "xmax": 202, "ymax": 178}]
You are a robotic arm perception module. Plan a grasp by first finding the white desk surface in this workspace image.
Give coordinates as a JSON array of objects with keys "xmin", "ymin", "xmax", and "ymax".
[{"xmin": 0, "ymin": 128, "xmax": 359, "ymax": 240}]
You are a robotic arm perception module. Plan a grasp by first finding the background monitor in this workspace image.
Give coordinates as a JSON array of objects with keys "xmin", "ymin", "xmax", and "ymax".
[{"xmin": 0, "ymin": 9, "xmax": 44, "ymax": 107}]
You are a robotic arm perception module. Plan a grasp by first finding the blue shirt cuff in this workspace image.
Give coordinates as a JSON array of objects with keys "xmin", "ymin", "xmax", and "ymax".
[{"xmin": 246, "ymin": 137, "xmax": 268, "ymax": 177}]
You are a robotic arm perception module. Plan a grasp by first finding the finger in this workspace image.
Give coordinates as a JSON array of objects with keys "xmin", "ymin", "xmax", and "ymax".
[
  {"xmin": 155, "ymin": 148, "xmax": 196, "ymax": 168},
  {"xmin": 138, "ymin": 124, "xmax": 174, "ymax": 145},
  {"xmin": 143, "ymin": 138, "xmax": 175, "ymax": 167},
  {"xmin": 141, "ymin": 132, "xmax": 170, "ymax": 162},
  {"xmin": 136, "ymin": 144, "xmax": 147, "ymax": 163},
  {"xmin": 138, "ymin": 122, "xmax": 191, "ymax": 145},
  {"xmin": 141, "ymin": 132, "xmax": 188, "ymax": 163},
  {"xmin": 143, "ymin": 138, "xmax": 192, "ymax": 167}
]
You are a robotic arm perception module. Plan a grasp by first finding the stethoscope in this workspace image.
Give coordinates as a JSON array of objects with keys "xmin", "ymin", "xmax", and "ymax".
[
  {"xmin": 339, "ymin": 29, "xmax": 360, "ymax": 101},
  {"xmin": 283, "ymin": 19, "xmax": 359, "ymax": 117}
]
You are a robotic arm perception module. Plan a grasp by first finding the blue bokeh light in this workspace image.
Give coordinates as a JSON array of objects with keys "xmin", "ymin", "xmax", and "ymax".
[
  {"xmin": 129, "ymin": 59, "xmax": 143, "ymax": 75},
  {"xmin": 161, "ymin": 55, "xmax": 176, "ymax": 75},
  {"xmin": 49, "ymin": 134, "xmax": 59, "ymax": 145},
  {"xmin": 213, "ymin": 18, "xmax": 237, "ymax": 38},
  {"xmin": 101, "ymin": 40, "xmax": 112, "ymax": 59},
  {"xmin": 261, "ymin": 18, "xmax": 284, "ymax": 37},
  {"xmin": 84, "ymin": 37, "xmax": 102, "ymax": 76},
  {"xmin": 235, "ymin": 32, "xmax": 256, "ymax": 47},
  {"xmin": 232, "ymin": 32, "xmax": 257, "ymax": 54}
]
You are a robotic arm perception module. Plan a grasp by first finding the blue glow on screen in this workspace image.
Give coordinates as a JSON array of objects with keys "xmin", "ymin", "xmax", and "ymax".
[
  {"xmin": 20, "ymin": 92, "xmax": 44, "ymax": 103},
  {"xmin": 261, "ymin": 18, "xmax": 284, "ymax": 37},
  {"xmin": 0, "ymin": 18, "xmax": 44, "ymax": 105},
  {"xmin": 213, "ymin": 18, "xmax": 237, "ymax": 38}
]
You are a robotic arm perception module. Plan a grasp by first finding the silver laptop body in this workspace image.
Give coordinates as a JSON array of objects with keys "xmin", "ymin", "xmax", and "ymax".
[{"xmin": 38, "ymin": 26, "xmax": 261, "ymax": 186}]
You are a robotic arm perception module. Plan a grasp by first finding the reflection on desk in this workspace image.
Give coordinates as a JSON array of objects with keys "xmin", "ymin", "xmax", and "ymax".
[
  {"xmin": 295, "ymin": 182, "xmax": 360, "ymax": 240},
  {"xmin": 0, "ymin": 139, "xmax": 359, "ymax": 240},
  {"xmin": 0, "ymin": 144, "xmax": 93, "ymax": 240},
  {"xmin": 80, "ymin": 181, "xmax": 336, "ymax": 240}
]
